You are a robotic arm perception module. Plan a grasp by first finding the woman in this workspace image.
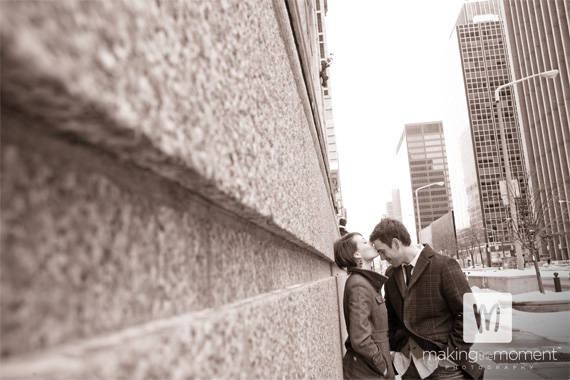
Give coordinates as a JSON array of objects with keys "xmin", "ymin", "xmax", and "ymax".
[{"xmin": 334, "ymin": 232, "xmax": 394, "ymax": 380}]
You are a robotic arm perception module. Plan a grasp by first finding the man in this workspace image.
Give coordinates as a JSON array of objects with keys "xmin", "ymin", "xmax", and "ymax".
[{"xmin": 370, "ymin": 218, "xmax": 484, "ymax": 379}]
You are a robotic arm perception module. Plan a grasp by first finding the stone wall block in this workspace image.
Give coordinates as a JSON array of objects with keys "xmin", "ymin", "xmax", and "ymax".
[
  {"xmin": 0, "ymin": 142, "xmax": 206, "ymax": 355},
  {"xmin": 1, "ymin": 278, "xmax": 343, "ymax": 380},
  {"xmin": 208, "ymin": 215, "xmax": 332, "ymax": 307},
  {"xmin": 0, "ymin": 139, "xmax": 335, "ymax": 357},
  {"xmin": 0, "ymin": 0, "xmax": 339, "ymax": 258}
]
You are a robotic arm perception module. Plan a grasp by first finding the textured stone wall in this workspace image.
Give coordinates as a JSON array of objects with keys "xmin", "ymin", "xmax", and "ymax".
[
  {"xmin": 0, "ymin": 0, "xmax": 344, "ymax": 378},
  {"xmin": 0, "ymin": 0, "xmax": 339, "ymax": 256}
]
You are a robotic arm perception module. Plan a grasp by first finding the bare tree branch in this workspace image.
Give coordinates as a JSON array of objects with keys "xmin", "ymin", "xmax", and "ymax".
[{"xmin": 457, "ymin": 226, "xmax": 485, "ymax": 266}]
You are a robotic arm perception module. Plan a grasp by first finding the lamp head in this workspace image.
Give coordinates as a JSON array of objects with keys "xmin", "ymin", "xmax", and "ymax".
[
  {"xmin": 435, "ymin": 181, "xmax": 444, "ymax": 186},
  {"xmin": 540, "ymin": 69, "xmax": 559, "ymax": 79}
]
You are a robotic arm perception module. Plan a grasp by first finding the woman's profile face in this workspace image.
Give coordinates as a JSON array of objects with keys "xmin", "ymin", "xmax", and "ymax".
[{"xmin": 351, "ymin": 234, "xmax": 379, "ymax": 261}]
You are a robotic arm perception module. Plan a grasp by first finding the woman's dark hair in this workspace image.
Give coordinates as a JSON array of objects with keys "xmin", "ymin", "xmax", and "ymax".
[{"xmin": 333, "ymin": 232, "xmax": 361, "ymax": 269}]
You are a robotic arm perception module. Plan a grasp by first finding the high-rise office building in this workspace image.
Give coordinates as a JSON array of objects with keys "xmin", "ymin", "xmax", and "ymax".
[
  {"xmin": 395, "ymin": 122, "xmax": 452, "ymax": 241},
  {"xmin": 442, "ymin": 0, "xmax": 527, "ymax": 264},
  {"xmin": 385, "ymin": 201, "xmax": 394, "ymax": 219},
  {"xmin": 500, "ymin": 0, "xmax": 569, "ymax": 260},
  {"xmin": 391, "ymin": 188, "xmax": 402, "ymax": 223},
  {"xmin": 316, "ymin": 0, "xmax": 346, "ymax": 220}
]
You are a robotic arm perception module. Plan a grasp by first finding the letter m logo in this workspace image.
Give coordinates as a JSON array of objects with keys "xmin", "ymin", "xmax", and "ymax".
[{"xmin": 464, "ymin": 293, "xmax": 512, "ymax": 343}]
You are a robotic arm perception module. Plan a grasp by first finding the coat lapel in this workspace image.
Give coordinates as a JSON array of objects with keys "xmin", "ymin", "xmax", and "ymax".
[
  {"xmin": 408, "ymin": 245, "xmax": 434, "ymax": 290},
  {"xmin": 347, "ymin": 267, "xmax": 388, "ymax": 292}
]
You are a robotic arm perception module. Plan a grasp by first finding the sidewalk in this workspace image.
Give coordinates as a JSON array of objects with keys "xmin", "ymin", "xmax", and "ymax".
[
  {"xmin": 469, "ymin": 288, "xmax": 569, "ymax": 379},
  {"xmin": 472, "ymin": 330, "xmax": 570, "ymax": 379},
  {"xmin": 473, "ymin": 349, "xmax": 569, "ymax": 379}
]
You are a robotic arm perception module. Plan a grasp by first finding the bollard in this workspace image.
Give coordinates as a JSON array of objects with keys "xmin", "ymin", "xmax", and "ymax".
[{"xmin": 553, "ymin": 272, "xmax": 562, "ymax": 292}]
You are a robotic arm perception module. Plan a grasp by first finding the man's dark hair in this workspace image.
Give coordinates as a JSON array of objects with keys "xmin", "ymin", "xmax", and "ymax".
[{"xmin": 369, "ymin": 218, "xmax": 411, "ymax": 247}]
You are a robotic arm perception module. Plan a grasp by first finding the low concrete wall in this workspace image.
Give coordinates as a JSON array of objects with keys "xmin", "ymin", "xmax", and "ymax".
[
  {"xmin": 466, "ymin": 275, "xmax": 540, "ymax": 294},
  {"xmin": 465, "ymin": 271, "xmax": 570, "ymax": 294}
]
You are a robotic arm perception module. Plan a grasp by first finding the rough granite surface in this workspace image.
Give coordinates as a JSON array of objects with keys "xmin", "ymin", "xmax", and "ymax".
[
  {"xmin": 0, "ymin": 0, "xmax": 338, "ymax": 258},
  {"xmin": 1, "ymin": 138, "xmax": 333, "ymax": 356},
  {"xmin": 1, "ymin": 278, "xmax": 343, "ymax": 380},
  {"xmin": 0, "ymin": 0, "xmax": 344, "ymax": 377}
]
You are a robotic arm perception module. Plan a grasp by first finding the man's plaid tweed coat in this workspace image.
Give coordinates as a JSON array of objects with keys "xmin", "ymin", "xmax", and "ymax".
[{"xmin": 384, "ymin": 245, "xmax": 484, "ymax": 379}]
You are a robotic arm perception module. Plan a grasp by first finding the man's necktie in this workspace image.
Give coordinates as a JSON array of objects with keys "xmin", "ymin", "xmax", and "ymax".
[{"xmin": 405, "ymin": 264, "xmax": 413, "ymax": 286}]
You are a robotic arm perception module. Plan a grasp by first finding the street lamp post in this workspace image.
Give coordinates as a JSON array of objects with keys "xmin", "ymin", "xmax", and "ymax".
[
  {"xmin": 494, "ymin": 69, "xmax": 559, "ymax": 270},
  {"xmin": 500, "ymin": 223, "xmax": 506, "ymax": 264},
  {"xmin": 415, "ymin": 181, "xmax": 444, "ymax": 243},
  {"xmin": 559, "ymin": 200, "xmax": 570, "ymax": 260},
  {"xmin": 484, "ymin": 227, "xmax": 497, "ymax": 268}
]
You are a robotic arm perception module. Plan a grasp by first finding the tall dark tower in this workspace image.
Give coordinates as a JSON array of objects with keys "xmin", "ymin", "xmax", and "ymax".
[
  {"xmin": 500, "ymin": 0, "xmax": 570, "ymax": 261},
  {"xmin": 442, "ymin": 0, "xmax": 527, "ymax": 267}
]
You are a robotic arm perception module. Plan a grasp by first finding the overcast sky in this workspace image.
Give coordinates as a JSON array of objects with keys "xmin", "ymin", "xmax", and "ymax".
[{"xmin": 326, "ymin": 0, "xmax": 465, "ymax": 236}]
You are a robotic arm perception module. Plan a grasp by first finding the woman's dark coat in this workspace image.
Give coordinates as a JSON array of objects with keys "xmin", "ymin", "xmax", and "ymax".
[{"xmin": 342, "ymin": 268, "xmax": 395, "ymax": 379}]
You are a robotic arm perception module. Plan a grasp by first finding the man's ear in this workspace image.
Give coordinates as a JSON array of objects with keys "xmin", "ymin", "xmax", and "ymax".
[{"xmin": 392, "ymin": 238, "xmax": 400, "ymax": 250}]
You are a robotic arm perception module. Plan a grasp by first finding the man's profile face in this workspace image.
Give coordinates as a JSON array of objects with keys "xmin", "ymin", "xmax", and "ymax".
[{"xmin": 372, "ymin": 239, "xmax": 404, "ymax": 267}]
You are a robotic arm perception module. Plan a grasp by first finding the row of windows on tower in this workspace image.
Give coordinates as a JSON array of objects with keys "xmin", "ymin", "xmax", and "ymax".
[
  {"xmin": 464, "ymin": 59, "xmax": 507, "ymax": 69},
  {"xmin": 411, "ymin": 171, "xmax": 447, "ymax": 178},
  {"xmin": 461, "ymin": 48, "xmax": 507, "ymax": 58},
  {"xmin": 474, "ymin": 134, "xmax": 519, "ymax": 144},
  {"xmin": 470, "ymin": 100, "xmax": 513, "ymax": 110},
  {"xmin": 476, "ymin": 148, "xmax": 522, "ymax": 158},
  {"xmin": 410, "ymin": 165, "xmax": 446, "ymax": 172},
  {"xmin": 408, "ymin": 140, "xmax": 444, "ymax": 148},
  {"xmin": 480, "ymin": 181, "xmax": 525, "ymax": 191},
  {"xmin": 468, "ymin": 70, "xmax": 509, "ymax": 81},
  {"xmin": 409, "ymin": 147, "xmax": 446, "ymax": 154},
  {"xmin": 407, "ymin": 134, "xmax": 443, "ymax": 141},
  {"xmin": 475, "ymin": 139, "xmax": 520, "ymax": 148},
  {"xmin": 410, "ymin": 158, "xmax": 446, "ymax": 165},
  {"xmin": 409, "ymin": 152, "xmax": 446, "ymax": 159},
  {"xmin": 466, "ymin": 72, "xmax": 511, "ymax": 84},
  {"xmin": 465, "ymin": 76, "xmax": 509, "ymax": 86},
  {"xmin": 406, "ymin": 124, "xmax": 442, "ymax": 135},
  {"xmin": 417, "ymin": 196, "xmax": 450, "ymax": 203},
  {"xmin": 474, "ymin": 124, "xmax": 518, "ymax": 133},
  {"xmin": 416, "ymin": 203, "xmax": 451, "ymax": 210},
  {"xmin": 464, "ymin": 65, "xmax": 508, "ymax": 74},
  {"xmin": 458, "ymin": 28, "xmax": 503, "ymax": 39},
  {"xmin": 471, "ymin": 112, "xmax": 516, "ymax": 120},
  {"xmin": 412, "ymin": 178, "xmax": 446, "ymax": 185}
]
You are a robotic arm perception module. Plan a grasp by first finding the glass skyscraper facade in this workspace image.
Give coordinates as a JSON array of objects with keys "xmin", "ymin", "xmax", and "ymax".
[
  {"xmin": 443, "ymin": 0, "xmax": 527, "ymax": 262},
  {"xmin": 396, "ymin": 122, "xmax": 452, "ymax": 241},
  {"xmin": 500, "ymin": 0, "xmax": 569, "ymax": 260}
]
